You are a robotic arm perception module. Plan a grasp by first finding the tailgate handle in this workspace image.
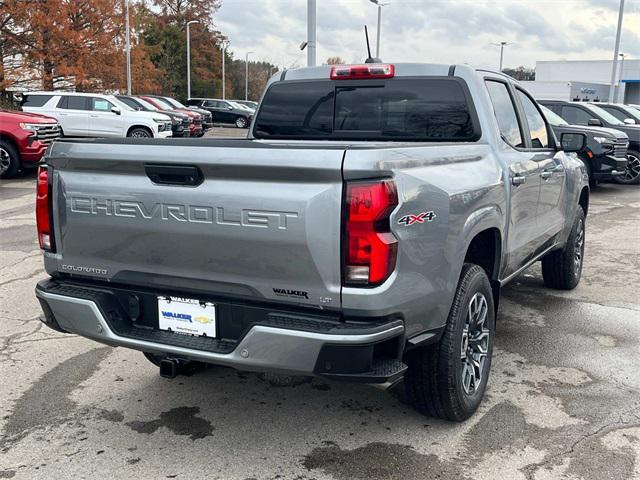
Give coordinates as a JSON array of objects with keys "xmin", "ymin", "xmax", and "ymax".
[{"xmin": 145, "ymin": 164, "xmax": 203, "ymax": 186}]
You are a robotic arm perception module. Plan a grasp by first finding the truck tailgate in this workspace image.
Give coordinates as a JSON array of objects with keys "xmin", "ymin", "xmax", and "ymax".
[{"xmin": 47, "ymin": 140, "xmax": 344, "ymax": 309}]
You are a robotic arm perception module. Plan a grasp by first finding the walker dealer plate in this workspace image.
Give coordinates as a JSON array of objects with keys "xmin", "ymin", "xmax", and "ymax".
[{"xmin": 157, "ymin": 296, "xmax": 217, "ymax": 337}]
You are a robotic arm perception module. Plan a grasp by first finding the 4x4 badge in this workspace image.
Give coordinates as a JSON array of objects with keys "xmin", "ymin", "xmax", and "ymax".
[{"xmin": 398, "ymin": 211, "xmax": 436, "ymax": 226}]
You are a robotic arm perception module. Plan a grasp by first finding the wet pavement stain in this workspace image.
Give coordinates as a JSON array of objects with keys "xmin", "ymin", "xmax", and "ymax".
[
  {"xmin": 302, "ymin": 442, "xmax": 468, "ymax": 480},
  {"xmin": 0, "ymin": 470, "xmax": 16, "ymax": 479},
  {"xmin": 0, "ymin": 347, "xmax": 111, "ymax": 450},
  {"xmin": 126, "ymin": 406, "xmax": 213, "ymax": 440}
]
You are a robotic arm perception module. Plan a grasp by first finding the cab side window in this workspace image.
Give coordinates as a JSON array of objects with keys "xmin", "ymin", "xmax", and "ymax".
[
  {"xmin": 561, "ymin": 106, "xmax": 592, "ymax": 126},
  {"xmin": 516, "ymin": 90, "xmax": 550, "ymax": 148},
  {"xmin": 485, "ymin": 80, "xmax": 524, "ymax": 148}
]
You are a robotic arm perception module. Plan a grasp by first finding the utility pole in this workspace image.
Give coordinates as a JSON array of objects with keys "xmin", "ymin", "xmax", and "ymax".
[
  {"xmin": 125, "ymin": 0, "xmax": 131, "ymax": 94},
  {"xmin": 608, "ymin": 0, "xmax": 625, "ymax": 102},
  {"xmin": 221, "ymin": 41, "xmax": 228, "ymax": 99},
  {"xmin": 307, "ymin": 0, "xmax": 316, "ymax": 66},
  {"xmin": 245, "ymin": 51, "xmax": 253, "ymax": 100},
  {"xmin": 186, "ymin": 20, "xmax": 199, "ymax": 100}
]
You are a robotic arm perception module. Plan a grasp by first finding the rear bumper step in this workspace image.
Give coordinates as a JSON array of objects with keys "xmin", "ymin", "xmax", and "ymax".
[{"xmin": 36, "ymin": 279, "xmax": 405, "ymax": 382}]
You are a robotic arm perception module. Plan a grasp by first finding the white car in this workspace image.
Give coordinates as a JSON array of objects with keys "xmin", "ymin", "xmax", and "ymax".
[{"xmin": 21, "ymin": 92, "xmax": 173, "ymax": 138}]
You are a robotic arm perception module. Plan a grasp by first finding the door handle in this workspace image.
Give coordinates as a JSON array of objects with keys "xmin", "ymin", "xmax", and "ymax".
[
  {"xmin": 90, "ymin": 114, "xmax": 99, "ymax": 118},
  {"xmin": 512, "ymin": 175, "xmax": 526, "ymax": 185},
  {"xmin": 145, "ymin": 164, "xmax": 203, "ymax": 186},
  {"xmin": 540, "ymin": 171, "xmax": 553, "ymax": 179}
]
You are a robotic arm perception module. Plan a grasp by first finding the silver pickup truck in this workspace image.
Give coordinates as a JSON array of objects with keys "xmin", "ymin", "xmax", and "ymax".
[{"xmin": 35, "ymin": 63, "xmax": 589, "ymax": 421}]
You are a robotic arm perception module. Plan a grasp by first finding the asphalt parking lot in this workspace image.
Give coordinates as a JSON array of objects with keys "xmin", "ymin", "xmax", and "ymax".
[{"xmin": 0, "ymin": 160, "xmax": 638, "ymax": 478}]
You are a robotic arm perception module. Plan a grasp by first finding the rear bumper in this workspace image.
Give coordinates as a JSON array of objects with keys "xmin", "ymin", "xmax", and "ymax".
[{"xmin": 35, "ymin": 279, "xmax": 406, "ymax": 383}]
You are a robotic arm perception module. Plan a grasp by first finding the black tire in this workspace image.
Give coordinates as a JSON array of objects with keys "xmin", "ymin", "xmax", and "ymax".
[
  {"xmin": 614, "ymin": 150, "xmax": 640, "ymax": 185},
  {"xmin": 142, "ymin": 352, "xmax": 209, "ymax": 375},
  {"xmin": 127, "ymin": 127, "xmax": 152, "ymax": 138},
  {"xmin": 405, "ymin": 264, "xmax": 495, "ymax": 421},
  {"xmin": 541, "ymin": 206, "xmax": 585, "ymax": 290},
  {"xmin": 235, "ymin": 116, "xmax": 248, "ymax": 129},
  {"xmin": 0, "ymin": 140, "xmax": 20, "ymax": 179}
]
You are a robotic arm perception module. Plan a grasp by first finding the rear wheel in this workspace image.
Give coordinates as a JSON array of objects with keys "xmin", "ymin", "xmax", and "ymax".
[
  {"xmin": 235, "ymin": 116, "xmax": 248, "ymax": 128},
  {"xmin": 541, "ymin": 206, "xmax": 585, "ymax": 290},
  {"xmin": 127, "ymin": 127, "xmax": 152, "ymax": 138},
  {"xmin": 405, "ymin": 264, "xmax": 495, "ymax": 421},
  {"xmin": 0, "ymin": 140, "xmax": 20, "ymax": 179},
  {"xmin": 615, "ymin": 151, "xmax": 640, "ymax": 185}
]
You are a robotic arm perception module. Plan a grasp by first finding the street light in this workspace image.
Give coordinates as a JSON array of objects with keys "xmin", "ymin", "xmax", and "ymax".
[
  {"xmin": 307, "ymin": 0, "xmax": 316, "ymax": 66},
  {"xmin": 221, "ymin": 40, "xmax": 229, "ymax": 100},
  {"xmin": 245, "ymin": 51, "xmax": 253, "ymax": 101},
  {"xmin": 490, "ymin": 41, "xmax": 512, "ymax": 72},
  {"xmin": 608, "ymin": 0, "xmax": 625, "ymax": 102},
  {"xmin": 369, "ymin": 0, "xmax": 389, "ymax": 58},
  {"xmin": 186, "ymin": 20, "xmax": 199, "ymax": 100},
  {"xmin": 618, "ymin": 53, "xmax": 626, "ymax": 103},
  {"xmin": 125, "ymin": 0, "xmax": 131, "ymax": 95}
]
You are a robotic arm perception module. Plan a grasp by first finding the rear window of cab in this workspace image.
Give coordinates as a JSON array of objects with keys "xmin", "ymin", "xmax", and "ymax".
[{"xmin": 253, "ymin": 77, "xmax": 481, "ymax": 142}]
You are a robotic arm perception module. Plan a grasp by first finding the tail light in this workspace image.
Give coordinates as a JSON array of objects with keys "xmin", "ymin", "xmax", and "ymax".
[
  {"xmin": 36, "ymin": 166, "xmax": 54, "ymax": 251},
  {"xmin": 344, "ymin": 180, "xmax": 398, "ymax": 286},
  {"xmin": 330, "ymin": 64, "xmax": 395, "ymax": 80}
]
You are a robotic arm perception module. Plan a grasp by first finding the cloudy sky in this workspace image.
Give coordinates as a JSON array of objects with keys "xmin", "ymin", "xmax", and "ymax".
[{"xmin": 215, "ymin": 0, "xmax": 639, "ymax": 70}]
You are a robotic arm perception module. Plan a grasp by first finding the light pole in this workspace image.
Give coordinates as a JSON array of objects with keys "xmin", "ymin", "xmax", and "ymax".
[
  {"xmin": 617, "ymin": 53, "xmax": 626, "ymax": 103},
  {"xmin": 608, "ymin": 0, "xmax": 625, "ymax": 102},
  {"xmin": 245, "ymin": 51, "xmax": 253, "ymax": 101},
  {"xmin": 369, "ymin": 0, "xmax": 389, "ymax": 58},
  {"xmin": 491, "ymin": 41, "xmax": 512, "ymax": 72},
  {"xmin": 221, "ymin": 40, "xmax": 229, "ymax": 99},
  {"xmin": 125, "ymin": 0, "xmax": 131, "ymax": 94},
  {"xmin": 186, "ymin": 20, "xmax": 199, "ymax": 100},
  {"xmin": 307, "ymin": 0, "xmax": 316, "ymax": 66}
]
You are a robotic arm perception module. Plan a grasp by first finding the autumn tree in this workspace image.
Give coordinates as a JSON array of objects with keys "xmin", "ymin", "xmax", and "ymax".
[{"xmin": 326, "ymin": 56, "xmax": 345, "ymax": 65}]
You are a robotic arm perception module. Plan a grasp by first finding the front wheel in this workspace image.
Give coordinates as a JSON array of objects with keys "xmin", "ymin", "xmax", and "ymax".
[
  {"xmin": 405, "ymin": 264, "xmax": 495, "ymax": 421},
  {"xmin": 127, "ymin": 127, "xmax": 152, "ymax": 138},
  {"xmin": 235, "ymin": 116, "xmax": 248, "ymax": 128},
  {"xmin": 615, "ymin": 151, "xmax": 640, "ymax": 185},
  {"xmin": 541, "ymin": 206, "xmax": 585, "ymax": 290},
  {"xmin": 0, "ymin": 140, "xmax": 20, "ymax": 179}
]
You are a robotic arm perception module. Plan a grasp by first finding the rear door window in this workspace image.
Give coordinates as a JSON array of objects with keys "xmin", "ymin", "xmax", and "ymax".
[
  {"xmin": 59, "ymin": 96, "xmax": 89, "ymax": 110},
  {"xmin": 254, "ymin": 78, "xmax": 480, "ymax": 141}
]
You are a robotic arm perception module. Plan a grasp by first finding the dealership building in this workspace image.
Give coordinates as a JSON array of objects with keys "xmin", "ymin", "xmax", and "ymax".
[{"xmin": 522, "ymin": 59, "xmax": 640, "ymax": 104}]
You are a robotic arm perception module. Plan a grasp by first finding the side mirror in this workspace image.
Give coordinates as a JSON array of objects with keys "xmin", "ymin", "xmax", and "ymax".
[
  {"xmin": 111, "ymin": 107, "xmax": 121, "ymax": 115},
  {"xmin": 623, "ymin": 118, "xmax": 636, "ymax": 125},
  {"xmin": 228, "ymin": 105, "xmax": 233, "ymax": 110},
  {"xmin": 587, "ymin": 118, "xmax": 602, "ymax": 127},
  {"xmin": 560, "ymin": 132, "xmax": 587, "ymax": 153}
]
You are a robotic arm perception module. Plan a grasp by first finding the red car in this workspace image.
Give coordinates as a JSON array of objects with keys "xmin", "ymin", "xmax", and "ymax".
[
  {"xmin": 138, "ymin": 96, "xmax": 204, "ymax": 137},
  {"xmin": 0, "ymin": 110, "xmax": 61, "ymax": 178}
]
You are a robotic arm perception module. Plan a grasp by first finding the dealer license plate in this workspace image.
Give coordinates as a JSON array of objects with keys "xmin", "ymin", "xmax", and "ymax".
[{"xmin": 157, "ymin": 296, "xmax": 216, "ymax": 337}]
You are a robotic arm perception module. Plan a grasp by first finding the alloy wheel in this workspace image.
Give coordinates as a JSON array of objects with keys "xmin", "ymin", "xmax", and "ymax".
[
  {"xmin": 460, "ymin": 292, "xmax": 490, "ymax": 395},
  {"xmin": 236, "ymin": 117, "xmax": 247, "ymax": 128},
  {"xmin": 131, "ymin": 130, "xmax": 151, "ymax": 138},
  {"xmin": 0, "ymin": 147, "xmax": 10, "ymax": 175},
  {"xmin": 624, "ymin": 153, "xmax": 640, "ymax": 182},
  {"xmin": 574, "ymin": 218, "xmax": 585, "ymax": 274}
]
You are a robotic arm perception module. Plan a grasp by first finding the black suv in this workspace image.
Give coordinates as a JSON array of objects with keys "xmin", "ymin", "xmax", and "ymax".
[
  {"xmin": 540, "ymin": 105, "xmax": 628, "ymax": 187},
  {"xmin": 540, "ymin": 100, "xmax": 640, "ymax": 185},
  {"xmin": 594, "ymin": 103, "xmax": 640, "ymax": 126},
  {"xmin": 187, "ymin": 98, "xmax": 253, "ymax": 128}
]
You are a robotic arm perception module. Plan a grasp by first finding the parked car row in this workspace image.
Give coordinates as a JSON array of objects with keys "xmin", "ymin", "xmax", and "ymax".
[{"xmin": 539, "ymin": 100, "xmax": 640, "ymax": 185}]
